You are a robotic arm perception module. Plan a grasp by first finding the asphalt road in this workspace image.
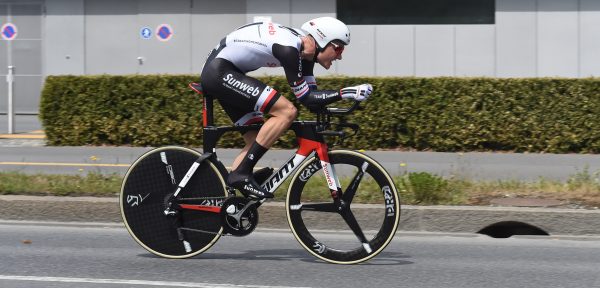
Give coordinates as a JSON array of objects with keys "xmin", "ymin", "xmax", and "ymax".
[
  {"xmin": 0, "ymin": 221, "xmax": 599, "ymax": 288},
  {"xmin": 3, "ymin": 146, "xmax": 600, "ymax": 181}
]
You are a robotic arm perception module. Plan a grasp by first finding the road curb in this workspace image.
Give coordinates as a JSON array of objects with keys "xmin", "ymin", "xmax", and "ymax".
[
  {"xmin": 1, "ymin": 195, "xmax": 598, "ymax": 236},
  {"xmin": 400, "ymin": 205, "xmax": 600, "ymax": 236}
]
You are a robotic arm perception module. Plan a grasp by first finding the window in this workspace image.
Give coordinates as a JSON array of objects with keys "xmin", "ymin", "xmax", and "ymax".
[{"xmin": 337, "ymin": 0, "xmax": 495, "ymax": 25}]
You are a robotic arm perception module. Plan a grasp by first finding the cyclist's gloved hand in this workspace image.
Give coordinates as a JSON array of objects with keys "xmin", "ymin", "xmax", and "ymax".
[{"xmin": 340, "ymin": 84, "xmax": 373, "ymax": 102}]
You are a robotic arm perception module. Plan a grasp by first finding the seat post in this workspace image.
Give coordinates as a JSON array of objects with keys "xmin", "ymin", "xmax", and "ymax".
[
  {"xmin": 191, "ymin": 82, "xmax": 214, "ymax": 128},
  {"xmin": 203, "ymin": 95, "xmax": 215, "ymax": 127}
]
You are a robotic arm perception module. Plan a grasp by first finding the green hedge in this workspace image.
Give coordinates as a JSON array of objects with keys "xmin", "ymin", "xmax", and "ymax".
[{"xmin": 40, "ymin": 75, "xmax": 600, "ymax": 153}]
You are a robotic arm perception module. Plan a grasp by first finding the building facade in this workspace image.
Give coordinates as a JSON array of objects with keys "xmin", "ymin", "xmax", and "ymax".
[{"xmin": 1, "ymin": 0, "xmax": 599, "ymax": 114}]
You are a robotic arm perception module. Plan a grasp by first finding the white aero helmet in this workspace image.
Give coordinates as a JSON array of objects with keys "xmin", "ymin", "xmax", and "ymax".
[{"xmin": 300, "ymin": 17, "xmax": 350, "ymax": 49}]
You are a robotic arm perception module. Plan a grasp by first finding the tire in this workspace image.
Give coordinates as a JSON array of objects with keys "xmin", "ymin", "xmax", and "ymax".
[
  {"xmin": 286, "ymin": 150, "xmax": 401, "ymax": 264},
  {"xmin": 120, "ymin": 146, "xmax": 227, "ymax": 259}
]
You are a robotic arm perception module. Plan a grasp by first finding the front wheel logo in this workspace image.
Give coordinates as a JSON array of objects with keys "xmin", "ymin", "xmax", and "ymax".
[
  {"xmin": 383, "ymin": 186, "xmax": 395, "ymax": 217},
  {"xmin": 313, "ymin": 241, "xmax": 326, "ymax": 254}
]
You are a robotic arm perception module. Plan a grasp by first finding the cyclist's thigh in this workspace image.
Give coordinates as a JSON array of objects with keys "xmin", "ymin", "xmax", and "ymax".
[{"xmin": 201, "ymin": 58, "xmax": 281, "ymax": 116}]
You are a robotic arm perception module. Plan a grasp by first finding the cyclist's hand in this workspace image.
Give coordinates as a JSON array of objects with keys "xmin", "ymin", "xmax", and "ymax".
[{"xmin": 340, "ymin": 84, "xmax": 373, "ymax": 102}]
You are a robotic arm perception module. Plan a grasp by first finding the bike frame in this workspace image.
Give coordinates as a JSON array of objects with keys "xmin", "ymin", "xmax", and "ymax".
[
  {"xmin": 203, "ymin": 122, "xmax": 339, "ymax": 193},
  {"xmin": 167, "ymin": 88, "xmax": 348, "ymax": 214}
]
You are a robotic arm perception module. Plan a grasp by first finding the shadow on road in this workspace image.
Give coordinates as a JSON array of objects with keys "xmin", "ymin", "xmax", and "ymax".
[{"xmin": 139, "ymin": 249, "xmax": 414, "ymax": 265}]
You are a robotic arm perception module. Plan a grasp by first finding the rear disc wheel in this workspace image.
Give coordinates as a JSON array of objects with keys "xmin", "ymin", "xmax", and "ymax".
[{"xmin": 120, "ymin": 146, "xmax": 227, "ymax": 258}]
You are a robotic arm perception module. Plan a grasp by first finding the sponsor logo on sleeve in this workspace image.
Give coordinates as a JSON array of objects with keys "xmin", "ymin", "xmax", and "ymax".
[{"xmin": 268, "ymin": 22, "xmax": 276, "ymax": 35}]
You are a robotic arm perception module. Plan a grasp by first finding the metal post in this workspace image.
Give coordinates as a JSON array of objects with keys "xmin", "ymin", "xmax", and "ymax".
[{"xmin": 7, "ymin": 65, "xmax": 14, "ymax": 134}]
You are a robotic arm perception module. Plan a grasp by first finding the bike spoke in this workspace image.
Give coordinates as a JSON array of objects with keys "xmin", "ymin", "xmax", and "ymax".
[
  {"xmin": 300, "ymin": 203, "xmax": 338, "ymax": 213},
  {"xmin": 343, "ymin": 171, "xmax": 363, "ymax": 204},
  {"xmin": 341, "ymin": 209, "xmax": 369, "ymax": 245},
  {"xmin": 342, "ymin": 162, "xmax": 368, "ymax": 204}
]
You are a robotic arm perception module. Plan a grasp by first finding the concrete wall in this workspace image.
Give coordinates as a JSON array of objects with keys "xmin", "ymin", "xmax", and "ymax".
[
  {"xmin": 44, "ymin": 0, "xmax": 85, "ymax": 75},
  {"xmin": 344, "ymin": 0, "xmax": 600, "ymax": 77},
  {"xmin": 41, "ymin": 0, "xmax": 600, "ymax": 78}
]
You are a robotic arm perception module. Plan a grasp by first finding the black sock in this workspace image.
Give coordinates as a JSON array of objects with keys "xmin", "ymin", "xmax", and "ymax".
[{"xmin": 232, "ymin": 141, "xmax": 268, "ymax": 176}]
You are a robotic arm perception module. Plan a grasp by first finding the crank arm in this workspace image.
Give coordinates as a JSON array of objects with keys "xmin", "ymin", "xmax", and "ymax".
[{"xmin": 230, "ymin": 199, "xmax": 259, "ymax": 222}]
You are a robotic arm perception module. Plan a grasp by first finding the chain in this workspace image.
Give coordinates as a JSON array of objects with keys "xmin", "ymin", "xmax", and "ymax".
[
  {"xmin": 179, "ymin": 227, "xmax": 233, "ymax": 237},
  {"xmin": 178, "ymin": 196, "xmax": 229, "ymax": 201}
]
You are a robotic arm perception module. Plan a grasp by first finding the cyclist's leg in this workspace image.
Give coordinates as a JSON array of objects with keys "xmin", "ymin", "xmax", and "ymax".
[
  {"xmin": 230, "ymin": 98, "xmax": 295, "ymax": 187},
  {"xmin": 255, "ymin": 96, "xmax": 297, "ymax": 148},
  {"xmin": 231, "ymin": 97, "xmax": 297, "ymax": 168},
  {"xmin": 227, "ymin": 98, "xmax": 297, "ymax": 198},
  {"xmin": 232, "ymin": 130, "xmax": 258, "ymax": 170},
  {"xmin": 201, "ymin": 57, "xmax": 265, "ymax": 162},
  {"xmin": 208, "ymin": 104, "xmax": 273, "ymax": 197},
  {"xmin": 231, "ymin": 130, "xmax": 274, "ymax": 185},
  {"xmin": 201, "ymin": 58, "xmax": 281, "ymax": 198}
]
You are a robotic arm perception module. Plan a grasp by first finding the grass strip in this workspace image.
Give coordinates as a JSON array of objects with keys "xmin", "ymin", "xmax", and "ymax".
[
  {"xmin": 0, "ymin": 171, "xmax": 121, "ymax": 197},
  {"xmin": 1, "ymin": 171, "xmax": 599, "ymax": 208}
]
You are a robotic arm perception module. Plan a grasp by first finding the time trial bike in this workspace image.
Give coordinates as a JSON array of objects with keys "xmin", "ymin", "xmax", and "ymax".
[{"xmin": 119, "ymin": 83, "xmax": 401, "ymax": 264}]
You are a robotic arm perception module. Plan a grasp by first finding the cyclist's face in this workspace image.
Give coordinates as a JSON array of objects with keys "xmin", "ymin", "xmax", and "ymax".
[{"xmin": 317, "ymin": 41, "xmax": 344, "ymax": 69}]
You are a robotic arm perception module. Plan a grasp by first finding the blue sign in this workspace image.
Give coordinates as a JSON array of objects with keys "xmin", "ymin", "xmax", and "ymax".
[
  {"xmin": 156, "ymin": 24, "xmax": 173, "ymax": 42},
  {"xmin": 140, "ymin": 27, "xmax": 152, "ymax": 39},
  {"xmin": 1, "ymin": 23, "xmax": 17, "ymax": 40}
]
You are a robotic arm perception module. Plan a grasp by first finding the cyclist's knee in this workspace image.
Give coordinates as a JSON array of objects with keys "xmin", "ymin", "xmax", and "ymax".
[
  {"xmin": 284, "ymin": 104, "xmax": 298, "ymax": 123},
  {"xmin": 281, "ymin": 104, "xmax": 297, "ymax": 124},
  {"xmin": 270, "ymin": 98, "xmax": 297, "ymax": 123}
]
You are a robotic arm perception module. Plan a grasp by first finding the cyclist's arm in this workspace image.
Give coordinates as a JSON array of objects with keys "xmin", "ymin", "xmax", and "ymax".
[
  {"xmin": 301, "ymin": 60, "xmax": 317, "ymax": 90},
  {"xmin": 273, "ymin": 44, "xmax": 341, "ymax": 109}
]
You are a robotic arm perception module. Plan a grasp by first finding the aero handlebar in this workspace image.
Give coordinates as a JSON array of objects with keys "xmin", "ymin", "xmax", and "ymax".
[{"xmin": 324, "ymin": 100, "xmax": 361, "ymax": 115}]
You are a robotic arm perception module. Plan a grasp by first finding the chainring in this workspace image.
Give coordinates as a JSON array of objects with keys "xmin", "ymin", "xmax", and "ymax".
[{"xmin": 220, "ymin": 196, "xmax": 259, "ymax": 236}]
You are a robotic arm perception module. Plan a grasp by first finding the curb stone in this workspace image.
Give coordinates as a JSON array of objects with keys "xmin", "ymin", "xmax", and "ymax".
[
  {"xmin": 400, "ymin": 205, "xmax": 600, "ymax": 235},
  {"xmin": 1, "ymin": 195, "xmax": 598, "ymax": 236},
  {"xmin": 0, "ymin": 139, "xmax": 46, "ymax": 147}
]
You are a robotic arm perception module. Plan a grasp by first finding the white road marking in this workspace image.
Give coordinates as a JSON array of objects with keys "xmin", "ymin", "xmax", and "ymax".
[
  {"xmin": 0, "ymin": 161, "xmax": 129, "ymax": 167},
  {"xmin": 0, "ymin": 275, "xmax": 312, "ymax": 288}
]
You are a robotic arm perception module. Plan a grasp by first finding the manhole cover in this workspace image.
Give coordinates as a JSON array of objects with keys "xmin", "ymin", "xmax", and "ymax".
[{"xmin": 490, "ymin": 198, "xmax": 563, "ymax": 207}]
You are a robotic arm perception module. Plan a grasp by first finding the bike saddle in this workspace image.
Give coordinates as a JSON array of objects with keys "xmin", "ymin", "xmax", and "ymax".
[{"xmin": 189, "ymin": 82, "xmax": 203, "ymax": 95}]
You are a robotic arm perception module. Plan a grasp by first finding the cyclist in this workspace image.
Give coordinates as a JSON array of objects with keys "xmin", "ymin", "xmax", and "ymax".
[{"xmin": 200, "ymin": 17, "xmax": 373, "ymax": 199}]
